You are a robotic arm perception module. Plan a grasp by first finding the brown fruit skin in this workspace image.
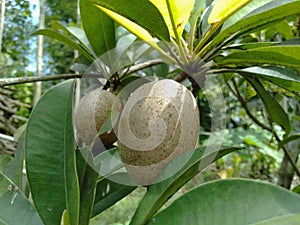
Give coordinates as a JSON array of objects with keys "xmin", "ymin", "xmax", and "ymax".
[
  {"xmin": 118, "ymin": 79, "xmax": 199, "ymax": 186},
  {"xmin": 74, "ymin": 88, "xmax": 121, "ymax": 154}
]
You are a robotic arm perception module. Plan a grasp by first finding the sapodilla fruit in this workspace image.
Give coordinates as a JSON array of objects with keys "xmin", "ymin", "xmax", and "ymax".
[
  {"xmin": 117, "ymin": 79, "xmax": 199, "ymax": 186},
  {"xmin": 74, "ymin": 88, "xmax": 121, "ymax": 154}
]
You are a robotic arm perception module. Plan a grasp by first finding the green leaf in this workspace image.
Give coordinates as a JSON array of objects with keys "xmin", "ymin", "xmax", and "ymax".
[
  {"xmin": 92, "ymin": 175, "xmax": 136, "ymax": 217},
  {"xmin": 245, "ymin": 77, "xmax": 291, "ymax": 137},
  {"xmin": 278, "ymin": 134, "xmax": 300, "ymax": 149},
  {"xmin": 60, "ymin": 210, "xmax": 70, "ymax": 225},
  {"xmin": 0, "ymin": 156, "xmax": 12, "ymax": 172},
  {"xmin": 130, "ymin": 146, "xmax": 240, "ymax": 225},
  {"xmin": 0, "ymin": 172, "xmax": 43, "ymax": 225},
  {"xmin": 278, "ymin": 37, "xmax": 300, "ymax": 45},
  {"xmin": 25, "ymin": 80, "xmax": 79, "ymax": 225},
  {"xmin": 51, "ymin": 21, "xmax": 92, "ymax": 52},
  {"xmin": 189, "ymin": 0, "xmax": 205, "ymax": 31},
  {"xmin": 206, "ymin": 0, "xmax": 300, "ymax": 55},
  {"xmin": 220, "ymin": 46, "xmax": 300, "ymax": 70},
  {"xmin": 208, "ymin": 0, "xmax": 251, "ymax": 24},
  {"xmin": 147, "ymin": 179, "xmax": 300, "ymax": 225},
  {"xmin": 32, "ymin": 26, "xmax": 94, "ymax": 62},
  {"xmin": 91, "ymin": 0, "xmax": 170, "ymax": 41},
  {"xmin": 77, "ymin": 147, "xmax": 129, "ymax": 221},
  {"xmin": 4, "ymin": 133, "xmax": 25, "ymax": 189},
  {"xmin": 221, "ymin": 0, "xmax": 273, "ymax": 31},
  {"xmin": 224, "ymin": 42, "xmax": 277, "ymax": 50},
  {"xmin": 251, "ymin": 213, "xmax": 300, "ymax": 225},
  {"xmin": 76, "ymin": 147, "xmax": 100, "ymax": 225},
  {"xmin": 78, "ymin": 160, "xmax": 99, "ymax": 225},
  {"xmin": 239, "ymin": 66, "xmax": 300, "ymax": 93},
  {"xmin": 292, "ymin": 185, "xmax": 300, "ymax": 194},
  {"xmin": 272, "ymin": 20, "xmax": 294, "ymax": 40},
  {"xmin": 14, "ymin": 124, "xmax": 26, "ymax": 142},
  {"xmin": 188, "ymin": 0, "xmax": 205, "ymax": 48},
  {"xmin": 149, "ymin": 0, "xmax": 195, "ymax": 38},
  {"xmin": 80, "ymin": 0, "xmax": 115, "ymax": 56}
]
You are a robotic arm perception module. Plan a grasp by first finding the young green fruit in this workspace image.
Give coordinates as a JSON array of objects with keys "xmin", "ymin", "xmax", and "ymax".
[
  {"xmin": 118, "ymin": 79, "xmax": 199, "ymax": 185},
  {"xmin": 74, "ymin": 88, "xmax": 121, "ymax": 154}
]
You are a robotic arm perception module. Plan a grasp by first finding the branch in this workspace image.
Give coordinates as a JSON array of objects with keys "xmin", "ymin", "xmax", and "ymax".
[
  {"xmin": 230, "ymin": 79, "xmax": 272, "ymax": 132},
  {"xmin": 0, "ymin": 133, "xmax": 14, "ymax": 142},
  {"xmin": 0, "ymin": 74, "xmax": 83, "ymax": 87},
  {"xmin": 122, "ymin": 59, "xmax": 163, "ymax": 76},
  {"xmin": 0, "ymin": 59, "xmax": 164, "ymax": 87},
  {"xmin": 229, "ymin": 78, "xmax": 300, "ymax": 178}
]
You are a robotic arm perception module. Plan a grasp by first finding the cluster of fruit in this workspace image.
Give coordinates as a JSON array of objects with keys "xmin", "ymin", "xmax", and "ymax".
[{"xmin": 75, "ymin": 79, "xmax": 199, "ymax": 186}]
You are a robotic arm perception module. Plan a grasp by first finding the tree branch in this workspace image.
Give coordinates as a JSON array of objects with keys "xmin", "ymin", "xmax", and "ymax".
[
  {"xmin": 229, "ymin": 78, "xmax": 300, "ymax": 178},
  {"xmin": 0, "ymin": 74, "xmax": 83, "ymax": 87},
  {"xmin": 230, "ymin": 79, "xmax": 272, "ymax": 132},
  {"xmin": 0, "ymin": 59, "xmax": 164, "ymax": 87},
  {"xmin": 0, "ymin": 133, "xmax": 14, "ymax": 142}
]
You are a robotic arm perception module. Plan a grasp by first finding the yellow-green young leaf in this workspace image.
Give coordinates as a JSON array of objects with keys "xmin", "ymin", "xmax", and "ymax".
[
  {"xmin": 149, "ymin": 0, "xmax": 195, "ymax": 38},
  {"xmin": 60, "ymin": 210, "xmax": 70, "ymax": 225},
  {"xmin": 208, "ymin": 0, "xmax": 252, "ymax": 24},
  {"xmin": 96, "ymin": 6, "xmax": 159, "ymax": 49}
]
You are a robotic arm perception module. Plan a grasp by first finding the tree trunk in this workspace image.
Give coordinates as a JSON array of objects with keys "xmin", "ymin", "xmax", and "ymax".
[
  {"xmin": 33, "ymin": 0, "xmax": 45, "ymax": 104},
  {"xmin": 0, "ymin": 0, "xmax": 6, "ymax": 52}
]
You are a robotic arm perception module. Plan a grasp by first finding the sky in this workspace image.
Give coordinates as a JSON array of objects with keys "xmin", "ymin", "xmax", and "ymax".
[
  {"xmin": 27, "ymin": 0, "xmax": 39, "ymax": 72},
  {"xmin": 30, "ymin": 0, "xmax": 39, "ymax": 25}
]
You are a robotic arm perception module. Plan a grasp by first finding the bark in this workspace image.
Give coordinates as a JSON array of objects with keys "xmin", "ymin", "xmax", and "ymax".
[
  {"xmin": 0, "ymin": 89, "xmax": 30, "ymax": 155},
  {"xmin": 0, "ymin": 0, "xmax": 5, "ymax": 52}
]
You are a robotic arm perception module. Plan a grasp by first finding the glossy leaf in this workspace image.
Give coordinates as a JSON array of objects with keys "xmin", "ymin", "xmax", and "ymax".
[
  {"xmin": 80, "ymin": 0, "xmax": 115, "ymax": 56},
  {"xmin": 90, "ymin": 148, "xmax": 134, "ymax": 218},
  {"xmin": 51, "ymin": 21, "xmax": 92, "ymax": 51},
  {"xmin": 60, "ymin": 210, "xmax": 70, "ymax": 225},
  {"xmin": 245, "ymin": 77, "xmax": 291, "ymax": 137},
  {"xmin": 96, "ymin": 6, "xmax": 162, "ymax": 52},
  {"xmin": 239, "ymin": 66, "xmax": 300, "ymax": 93},
  {"xmin": 92, "ymin": 175, "xmax": 136, "ymax": 217},
  {"xmin": 25, "ymin": 80, "xmax": 79, "ymax": 225},
  {"xmin": 278, "ymin": 37, "xmax": 300, "ymax": 45},
  {"xmin": 147, "ymin": 179, "xmax": 300, "ymax": 225},
  {"xmin": 221, "ymin": 0, "xmax": 273, "ymax": 31},
  {"xmin": 208, "ymin": 0, "xmax": 251, "ymax": 24},
  {"xmin": 223, "ymin": 42, "xmax": 277, "ymax": 50},
  {"xmin": 0, "ymin": 172, "xmax": 43, "ymax": 225},
  {"xmin": 220, "ymin": 46, "xmax": 300, "ymax": 70},
  {"xmin": 149, "ymin": 0, "xmax": 195, "ymax": 38},
  {"xmin": 78, "ymin": 162, "xmax": 99, "ymax": 225},
  {"xmin": 189, "ymin": 0, "xmax": 205, "ymax": 30},
  {"xmin": 76, "ymin": 147, "xmax": 101, "ymax": 225},
  {"xmin": 272, "ymin": 20, "xmax": 294, "ymax": 40},
  {"xmin": 206, "ymin": 0, "xmax": 300, "ymax": 55},
  {"xmin": 0, "ymin": 156, "xmax": 11, "ymax": 172},
  {"xmin": 130, "ymin": 146, "xmax": 240, "ymax": 225},
  {"xmin": 32, "ymin": 24, "xmax": 94, "ymax": 62},
  {"xmin": 4, "ymin": 133, "xmax": 25, "ymax": 189},
  {"xmin": 91, "ymin": 0, "xmax": 170, "ymax": 41},
  {"xmin": 251, "ymin": 213, "xmax": 300, "ymax": 225},
  {"xmin": 188, "ymin": 0, "xmax": 205, "ymax": 48},
  {"xmin": 77, "ymin": 132, "xmax": 123, "ymax": 222}
]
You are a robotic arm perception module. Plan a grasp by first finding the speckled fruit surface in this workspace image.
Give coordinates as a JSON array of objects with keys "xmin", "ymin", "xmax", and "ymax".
[
  {"xmin": 74, "ymin": 88, "xmax": 121, "ymax": 148},
  {"xmin": 118, "ymin": 79, "xmax": 199, "ymax": 185}
]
